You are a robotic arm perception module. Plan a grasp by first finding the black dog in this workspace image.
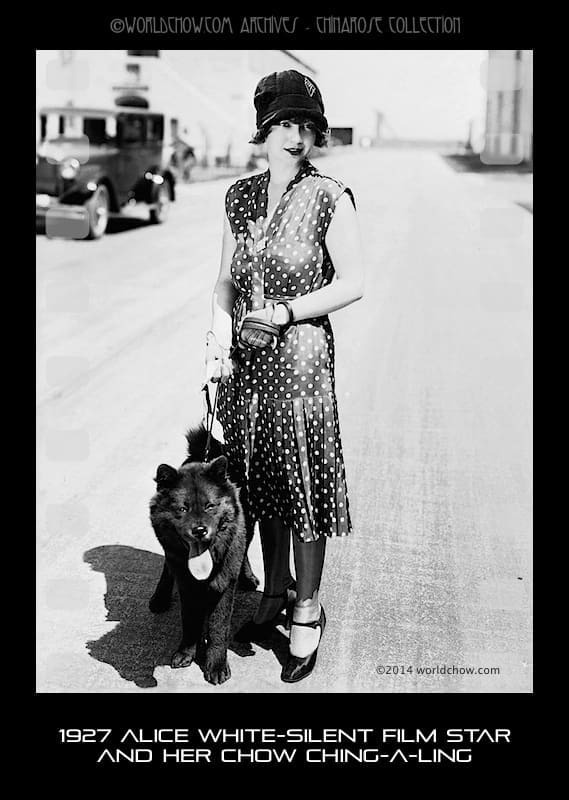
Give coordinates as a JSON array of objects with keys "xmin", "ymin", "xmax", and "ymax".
[{"xmin": 149, "ymin": 425, "xmax": 257, "ymax": 685}]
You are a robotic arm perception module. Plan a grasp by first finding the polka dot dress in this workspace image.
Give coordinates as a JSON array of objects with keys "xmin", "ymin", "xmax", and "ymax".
[{"xmin": 217, "ymin": 159, "xmax": 353, "ymax": 542}]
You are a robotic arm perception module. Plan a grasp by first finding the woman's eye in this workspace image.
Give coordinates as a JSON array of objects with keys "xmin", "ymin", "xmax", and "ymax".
[{"xmin": 280, "ymin": 121, "xmax": 291, "ymax": 128}]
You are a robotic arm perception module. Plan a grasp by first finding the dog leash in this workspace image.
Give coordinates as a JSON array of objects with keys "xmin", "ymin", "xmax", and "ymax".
[
  {"xmin": 201, "ymin": 342, "xmax": 238, "ymax": 463},
  {"xmin": 201, "ymin": 381, "xmax": 219, "ymax": 463}
]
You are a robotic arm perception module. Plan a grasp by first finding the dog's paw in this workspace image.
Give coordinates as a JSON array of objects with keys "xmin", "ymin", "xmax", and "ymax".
[
  {"xmin": 171, "ymin": 644, "xmax": 197, "ymax": 669},
  {"xmin": 204, "ymin": 659, "xmax": 231, "ymax": 685},
  {"xmin": 149, "ymin": 592, "xmax": 171, "ymax": 613}
]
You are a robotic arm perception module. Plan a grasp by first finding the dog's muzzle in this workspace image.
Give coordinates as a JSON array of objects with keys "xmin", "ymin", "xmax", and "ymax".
[{"xmin": 191, "ymin": 525, "xmax": 208, "ymax": 540}]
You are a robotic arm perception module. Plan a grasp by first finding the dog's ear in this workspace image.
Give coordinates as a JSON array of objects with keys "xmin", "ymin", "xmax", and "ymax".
[
  {"xmin": 155, "ymin": 464, "xmax": 178, "ymax": 489},
  {"xmin": 205, "ymin": 455, "xmax": 228, "ymax": 482}
]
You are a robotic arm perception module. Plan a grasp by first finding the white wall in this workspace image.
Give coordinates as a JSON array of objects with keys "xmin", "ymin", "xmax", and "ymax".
[{"xmin": 484, "ymin": 50, "xmax": 533, "ymax": 162}]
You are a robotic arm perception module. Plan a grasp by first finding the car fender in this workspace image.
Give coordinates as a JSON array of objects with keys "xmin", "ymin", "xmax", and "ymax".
[
  {"xmin": 134, "ymin": 167, "xmax": 176, "ymax": 204},
  {"xmin": 59, "ymin": 172, "xmax": 119, "ymax": 211},
  {"xmin": 162, "ymin": 169, "xmax": 176, "ymax": 201}
]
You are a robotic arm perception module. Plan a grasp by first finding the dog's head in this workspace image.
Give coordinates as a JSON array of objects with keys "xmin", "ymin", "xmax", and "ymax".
[{"xmin": 151, "ymin": 456, "xmax": 236, "ymax": 556}]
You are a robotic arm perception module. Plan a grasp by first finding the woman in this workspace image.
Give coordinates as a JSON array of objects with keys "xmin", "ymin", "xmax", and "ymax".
[{"xmin": 206, "ymin": 69, "xmax": 364, "ymax": 683}]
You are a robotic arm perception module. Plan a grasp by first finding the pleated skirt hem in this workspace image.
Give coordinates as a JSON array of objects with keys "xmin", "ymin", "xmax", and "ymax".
[{"xmin": 218, "ymin": 386, "xmax": 352, "ymax": 543}]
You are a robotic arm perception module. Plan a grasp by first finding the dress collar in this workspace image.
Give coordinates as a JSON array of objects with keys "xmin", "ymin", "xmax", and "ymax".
[
  {"xmin": 251, "ymin": 160, "xmax": 317, "ymax": 224},
  {"xmin": 263, "ymin": 158, "xmax": 318, "ymax": 192}
]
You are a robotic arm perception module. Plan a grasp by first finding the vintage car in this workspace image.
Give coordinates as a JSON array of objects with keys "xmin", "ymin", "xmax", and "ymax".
[{"xmin": 36, "ymin": 106, "xmax": 176, "ymax": 239}]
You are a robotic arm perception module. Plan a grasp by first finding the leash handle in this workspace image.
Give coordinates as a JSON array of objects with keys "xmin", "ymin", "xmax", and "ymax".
[{"xmin": 201, "ymin": 341, "xmax": 237, "ymax": 462}]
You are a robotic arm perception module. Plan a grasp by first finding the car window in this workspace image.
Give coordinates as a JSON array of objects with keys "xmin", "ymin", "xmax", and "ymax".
[
  {"xmin": 39, "ymin": 112, "xmax": 68, "ymax": 141},
  {"xmin": 83, "ymin": 117, "xmax": 113, "ymax": 145},
  {"xmin": 147, "ymin": 115, "xmax": 164, "ymax": 143},
  {"xmin": 118, "ymin": 114, "xmax": 146, "ymax": 144}
]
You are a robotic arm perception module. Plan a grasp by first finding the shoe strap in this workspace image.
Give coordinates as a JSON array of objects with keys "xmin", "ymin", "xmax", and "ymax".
[
  {"xmin": 291, "ymin": 611, "xmax": 323, "ymax": 629},
  {"xmin": 291, "ymin": 619, "xmax": 321, "ymax": 629}
]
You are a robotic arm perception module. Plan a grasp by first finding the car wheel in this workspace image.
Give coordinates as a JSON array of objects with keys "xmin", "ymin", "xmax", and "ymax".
[
  {"xmin": 86, "ymin": 185, "xmax": 110, "ymax": 239},
  {"xmin": 149, "ymin": 181, "xmax": 171, "ymax": 224}
]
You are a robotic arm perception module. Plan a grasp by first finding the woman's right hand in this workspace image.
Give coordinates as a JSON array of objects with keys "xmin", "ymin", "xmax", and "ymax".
[
  {"xmin": 205, "ymin": 329, "xmax": 237, "ymax": 384},
  {"xmin": 205, "ymin": 355, "xmax": 235, "ymax": 384}
]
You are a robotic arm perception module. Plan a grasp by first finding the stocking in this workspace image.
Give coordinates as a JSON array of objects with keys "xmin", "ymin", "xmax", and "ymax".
[
  {"xmin": 253, "ymin": 517, "xmax": 295, "ymax": 624},
  {"xmin": 292, "ymin": 533, "xmax": 326, "ymax": 603}
]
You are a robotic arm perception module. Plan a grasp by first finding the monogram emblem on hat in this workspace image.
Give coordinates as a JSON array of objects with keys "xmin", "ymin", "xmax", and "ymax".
[{"xmin": 304, "ymin": 77, "xmax": 316, "ymax": 97}]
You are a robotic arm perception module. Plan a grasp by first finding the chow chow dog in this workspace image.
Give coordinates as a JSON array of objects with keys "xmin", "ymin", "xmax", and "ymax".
[{"xmin": 149, "ymin": 425, "xmax": 257, "ymax": 685}]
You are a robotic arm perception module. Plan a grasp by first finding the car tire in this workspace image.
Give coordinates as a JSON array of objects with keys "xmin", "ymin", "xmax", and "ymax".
[
  {"xmin": 86, "ymin": 185, "xmax": 110, "ymax": 239},
  {"xmin": 149, "ymin": 181, "xmax": 171, "ymax": 224}
]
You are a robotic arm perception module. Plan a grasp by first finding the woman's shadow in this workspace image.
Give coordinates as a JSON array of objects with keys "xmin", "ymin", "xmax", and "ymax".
[{"xmin": 84, "ymin": 545, "xmax": 289, "ymax": 689}]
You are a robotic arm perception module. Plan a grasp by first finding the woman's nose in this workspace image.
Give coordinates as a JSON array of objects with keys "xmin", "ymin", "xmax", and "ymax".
[{"xmin": 287, "ymin": 125, "xmax": 303, "ymax": 143}]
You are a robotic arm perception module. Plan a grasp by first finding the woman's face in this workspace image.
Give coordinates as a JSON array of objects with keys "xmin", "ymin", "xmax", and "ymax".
[{"xmin": 264, "ymin": 119, "xmax": 317, "ymax": 167}]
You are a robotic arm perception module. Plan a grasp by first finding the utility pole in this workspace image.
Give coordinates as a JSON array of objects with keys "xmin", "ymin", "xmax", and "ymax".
[
  {"xmin": 374, "ymin": 110, "xmax": 384, "ymax": 146},
  {"xmin": 466, "ymin": 119, "xmax": 474, "ymax": 152}
]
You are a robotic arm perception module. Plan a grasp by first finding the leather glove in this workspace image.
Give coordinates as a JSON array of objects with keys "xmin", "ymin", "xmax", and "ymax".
[
  {"xmin": 205, "ymin": 355, "xmax": 235, "ymax": 383},
  {"xmin": 205, "ymin": 332, "xmax": 237, "ymax": 383}
]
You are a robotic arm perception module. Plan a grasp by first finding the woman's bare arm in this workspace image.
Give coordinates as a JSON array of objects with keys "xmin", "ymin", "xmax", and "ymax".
[
  {"xmin": 264, "ymin": 192, "xmax": 364, "ymax": 326},
  {"xmin": 210, "ymin": 213, "xmax": 238, "ymax": 350}
]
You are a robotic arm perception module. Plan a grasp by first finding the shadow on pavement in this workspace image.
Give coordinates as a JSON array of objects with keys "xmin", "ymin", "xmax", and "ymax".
[
  {"xmin": 83, "ymin": 544, "xmax": 288, "ymax": 689},
  {"xmin": 105, "ymin": 216, "xmax": 150, "ymax": 235}
]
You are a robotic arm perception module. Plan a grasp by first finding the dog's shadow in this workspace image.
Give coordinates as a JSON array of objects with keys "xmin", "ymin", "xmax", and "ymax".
[{"xmin": 84, "ymin": 545, "xmax": 289, "ymax": 689}]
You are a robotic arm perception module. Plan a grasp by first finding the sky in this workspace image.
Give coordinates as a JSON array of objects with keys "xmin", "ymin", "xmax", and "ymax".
[{"xmin": 292, "ymin": 50, "xmax": 487, "ymax": 141}]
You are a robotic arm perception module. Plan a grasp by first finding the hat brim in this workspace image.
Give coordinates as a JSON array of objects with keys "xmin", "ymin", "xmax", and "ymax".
[{"xmin": 261, "ymin": 107, "xmax": 328, "ymax": 132}]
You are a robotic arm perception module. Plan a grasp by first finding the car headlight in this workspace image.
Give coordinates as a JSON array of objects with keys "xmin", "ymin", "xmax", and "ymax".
[
  {"xmin": 145, "ymin": 171, "xmax": 164, "ymax": 184},
  {"xmin": 59, "ymin": 157, "xmax": 80, "ymax": 180}
]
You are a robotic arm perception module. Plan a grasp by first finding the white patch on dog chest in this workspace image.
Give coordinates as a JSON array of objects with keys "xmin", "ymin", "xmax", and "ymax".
[{"xmin": 188, "ymin": 550, "xmax": 214, "ymax": 580}]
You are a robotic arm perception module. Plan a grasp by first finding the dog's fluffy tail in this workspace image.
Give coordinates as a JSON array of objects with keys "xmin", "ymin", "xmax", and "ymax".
[{"xmin": 183, "ymin": 424, "xmax": 224, "ymax": 464}]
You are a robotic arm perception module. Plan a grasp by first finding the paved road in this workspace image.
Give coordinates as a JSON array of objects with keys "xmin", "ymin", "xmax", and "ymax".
[{"xmin": 36, "ymin": 148, "xmax": 532, "ymax": 693}]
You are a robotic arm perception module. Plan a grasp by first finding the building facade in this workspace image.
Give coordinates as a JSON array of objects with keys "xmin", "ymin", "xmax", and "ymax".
[
  {"xmin": 36, "ymin": 50, "xmax": 317, "ymax": 167},
  {"xmin": 483, "ymin": 50, "xmax": 533, "ymax": 164}
]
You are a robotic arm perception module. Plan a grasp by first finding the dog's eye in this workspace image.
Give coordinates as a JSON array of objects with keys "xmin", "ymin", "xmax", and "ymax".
[
  {"xmin": 178, "ymin": 505, "xmax": 188, "ymax": 513},
  {"xmin": 204, "ymin": 503, "xmax": 215, "ymax": 511}
]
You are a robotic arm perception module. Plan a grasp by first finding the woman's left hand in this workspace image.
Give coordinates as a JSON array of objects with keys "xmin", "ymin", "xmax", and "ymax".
[
  {"xmin": 239, "ymin": 302, "xmax": 289, "ymax": 350},
  {"xmin": 242, "ymin": 303, "xmax": 272, "ymax": 324},
  {"xmin": 241, "ymin": 302, "xmax": 289, "ymax": 328}
]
